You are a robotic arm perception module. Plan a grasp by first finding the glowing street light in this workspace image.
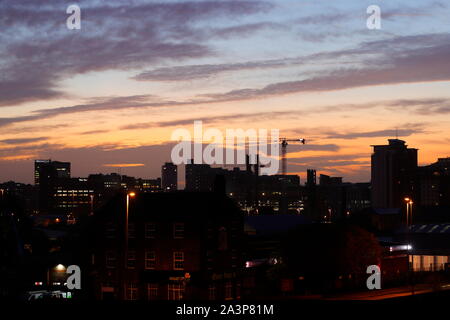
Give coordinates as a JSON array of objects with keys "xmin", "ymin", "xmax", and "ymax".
[{"xmin": 55, "ymin": 264, "xmax": 66, "ymax": 271}]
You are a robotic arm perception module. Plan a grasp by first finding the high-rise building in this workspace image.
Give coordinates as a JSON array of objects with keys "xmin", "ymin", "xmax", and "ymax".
[
  {"xmin": 161, "ymin": 162, "xmax": 177, "ymax": 191},
  {"xmin": 35, "ymin": 159, "xmax": 71, "ymax": 213},
  {"xmin": 34, "ymin": 159, "xmax": 51, "ymax": 185},
  {"xmin": 306, "ymin": 169, "xmax": 316, "ymax": 187},
  {"xmin": 371, "ymin": 139, "xmax": 418, "ymax": 209},
  {"xmin": 34, "ymin": 159, "xmax": 71, "ymax": 186}
]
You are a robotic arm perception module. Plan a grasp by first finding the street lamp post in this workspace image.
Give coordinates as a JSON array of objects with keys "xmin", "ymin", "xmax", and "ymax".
[
  {"xmin": 408, "ymin": 200, "xmax": 413, "ymax": 227},
  {"xmin": 404, "ymin": 197, "xmax": 410, "ymax": 227},
  {"xmin": 89, "ymin": 194, "xmax": 94, "ymax": 216},
  {"xmin": 125, "ymin": 192, "xmax": 136, "ymax": 256},
  {"xmin": 123, "ymin": 192, "xmax": 135, "ymax": 299},
  {"xmin": 409, "ymin": 200, "xmax": 414, "ymax": 295},
  {"xmin": 404, "ymin": 197, "xmax": 414, "ymax": 295}
]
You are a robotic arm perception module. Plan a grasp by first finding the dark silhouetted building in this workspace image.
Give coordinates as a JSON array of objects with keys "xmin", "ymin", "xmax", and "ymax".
[
  {"xmin": 52, "ymin": 177, "xmax": 95, "ymax": 217},
  {"xmin": 185, "ymin": 160, "xmax": 303, "ymax": 214},
  {"xmin": 185, "ymin": 162, "xmax": 224, "ymax": 192},
  {"xmin": 34, "ymin": 159, "xmax": 70, "ymax": 186},
  {"xmin": 139, "ymin": 178, "xmax": 161, "ymax": 192},
  {"xmin": 90, "ymin": 192, "xmax": 243, "ymax": 300},
  {"xmin": 302, "ymin": 171, "xmax": 371, "ymax": 221},
  {"xmin": 418, "ymin": 157, "xmax": 450, "ymax": 207},
  {"xmin": 161, "ymin": 162, "xmax": 177, "ymax": 191},
  {"xmin": 319, "ymin": 174, "xmax": 342, "ymax": 186},
  {"xmin": 35, "ymin": 159, "xmax": 71, "ymax": 213},
  {"xmin": 344, "ymin": 182, "xmax": 371, "ymax": 213},
  {"xmin": 0, "ymin": 181, "xmax": 36, "ymax": 215},
  {"xmin": 306, "ymin": 169, "xmax": 316, "ymax": 187},
  {"xmin": 371, "ymin": 139, "xmax": 418, "ymax": 209}
]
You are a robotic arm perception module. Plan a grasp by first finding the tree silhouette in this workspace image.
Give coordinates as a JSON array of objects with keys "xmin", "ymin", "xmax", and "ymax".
[{"xmin": 281, "ymin": 223, "xmax": 382, "ymax": 290}]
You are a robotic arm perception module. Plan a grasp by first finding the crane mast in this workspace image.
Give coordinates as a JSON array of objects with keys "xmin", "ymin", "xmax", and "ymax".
[{"xmin": 279, "ymin": 138, "xmax": 306, "ymax": 175}]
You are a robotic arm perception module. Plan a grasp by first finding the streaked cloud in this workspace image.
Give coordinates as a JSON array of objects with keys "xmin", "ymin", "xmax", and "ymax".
[
  {"xmin": 79, "ymin": 129, "xmax": 111, "ymax": 135},
  {"xmin": 0, "ymin": 0, "xmax": 272, "ymax": 106},
  {"xmin": 204, "ymin": 34, "xmax": 450, "ymax": 101},
  {"xmin": 323, "ymin": 128, "xmax": 424, "ymax": 140},
  {"xmin": 103, "ymin": 163, "xmax": 145, "ymax": 168},
  {"xmin": 133, "ymin": 59, "xmax": 290, "ymax": 82},
  {"xmin": 0, "ymin": 137, "xmax": 48, "ymax": 145}
]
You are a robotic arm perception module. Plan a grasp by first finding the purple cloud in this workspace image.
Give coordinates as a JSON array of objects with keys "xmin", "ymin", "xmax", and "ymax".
[
  {"xmin": 202, "ymin": 33, "xmax": 450, "ymax": 100},
  {"xmin": 0, "ymin": 0, "xmax": 272, "ymax": 106}
]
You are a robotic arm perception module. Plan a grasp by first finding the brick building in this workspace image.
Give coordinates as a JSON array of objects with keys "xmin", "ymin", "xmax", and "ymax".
[{"xmin": 89, "ymin": 191, "xmax": 243, "ymax": 300}]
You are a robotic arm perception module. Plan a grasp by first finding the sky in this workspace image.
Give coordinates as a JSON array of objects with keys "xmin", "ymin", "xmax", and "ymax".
[{"xmin": 1, "ymin": 0, "xmax": 450, "ymax": 185}]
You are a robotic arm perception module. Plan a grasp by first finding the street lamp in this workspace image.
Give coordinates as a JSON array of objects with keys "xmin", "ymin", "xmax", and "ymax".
[
  {"xmin": 47, "ymin": 264, "xmax": 66, "ymax": 287},
  {"xmin": 55, "ymin": 264, "xmax": 66, "ymax": 272}
]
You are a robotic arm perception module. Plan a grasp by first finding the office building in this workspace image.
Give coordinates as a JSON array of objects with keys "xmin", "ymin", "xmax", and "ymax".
[
  {"xmin": 35, "ymin": 159, "xmax": 71, "ymax": 213},
  {"xmin": 34, "ymin": 159, "xmax": 70, "ymax": 186}
]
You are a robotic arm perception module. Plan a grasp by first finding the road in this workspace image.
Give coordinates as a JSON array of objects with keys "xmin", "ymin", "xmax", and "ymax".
[{"xmin": 293, "ymin": 283, "xmax": 450, "ymax": 300}]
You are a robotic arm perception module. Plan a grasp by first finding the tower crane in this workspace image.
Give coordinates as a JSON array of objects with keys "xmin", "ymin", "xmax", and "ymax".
[{"xmin": 279, "ymin": 138, "xmax": 306, "ymax": 175}]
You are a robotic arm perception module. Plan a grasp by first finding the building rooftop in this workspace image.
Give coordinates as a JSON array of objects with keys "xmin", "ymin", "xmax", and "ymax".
[
  {"xmin": 244, "ymin": 214, "xmax": 311, "ymax": 236},
  {"xmin": 409, "ymin": 223, "xmax": 450, "ymax": 234},
  {"xmin": 96, "ymin": 191, "xmax": 242, "ymax": 220}
]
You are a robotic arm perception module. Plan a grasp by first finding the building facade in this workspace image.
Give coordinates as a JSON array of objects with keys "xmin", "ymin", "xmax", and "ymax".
[
  {"xmin": 161, "ymin": 162, "xmax": 178, "ymax": 191},
  {"xmin": 90, "ymin": 192, "xmax": 244, "ymax": 301},
  {"xmin": 371, "ymin": 139, "xmax": 418, "ymax": 209},
  {"xmin": 418, "ymin": 157, "xmax": 450, "ymax": 207}
]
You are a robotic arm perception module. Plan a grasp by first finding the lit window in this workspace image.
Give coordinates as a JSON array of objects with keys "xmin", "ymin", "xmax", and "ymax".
[
  {"xmin": 218, "ymin": 227, "xmax": 228, "ymax": 251},
  {"xmin": 105, "ymin": 222, "xmax": 116, "ymax": 238},
  {"xmin": 173, "ymin": 251, "xmax": 184, "ymax": 270},
  {"xmin": 173, "ymin": 223, "xmax": 184, "ymax": 239},
  {"xmin": 106, "ymin": 251, "xmax": 116, "ymax": 269},
  {"xmin": 128, "ymin": 223, "xmax": 136, "ymax": 239},
  {"xmin": 225, "ymin": 281, "xmax": 233, "ymax": 300},
  {"xmin": 126, "ymin": 282, "xmax": 138, "ymax": 300},
  {"xmin": 145, "ymin": 251, "xmax": 156, "ymax": 270},
  {"xmin": 127, "ymin": 250, "xmax": 136, "ymax": 269},
  {"xmin": 208, "ymin": 284, "xmax": 216, "ymax": 300},
  {"xmin": 147, "ymin": 283, "xmax": 158, "ymax": 300},
  {"xmin": 168, "ymin": 283, "xmax": 184, "ymax": 300},
  {"xmin": 145, "ymin": 223, "xmax": 156, "ymax": 239},
  {"xmin": 236, "ymin": 283, "xmax": 241, "ymax": 299}
]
